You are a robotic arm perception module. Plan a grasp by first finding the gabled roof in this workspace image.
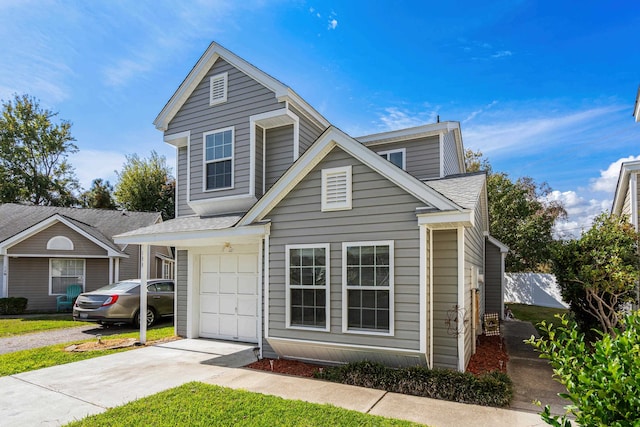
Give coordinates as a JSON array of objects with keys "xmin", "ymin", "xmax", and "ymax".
[
  {"xmin": 612, "ymin": 160, "xmax": 640, "ymax": 215},
  {"xmin": 154, "ymin": 41, "xmax": 330, "ymax": 132},
  {"xmin": 0, "ymin": 204, "xmax": 161, "ymax": 255},
  {"xmin": 238, "ymin": 126, "xmax": 468, "ymax": 227},
  {"xmin": 423, "ymin": 172, "xmax": 486, "ymax": 210}
]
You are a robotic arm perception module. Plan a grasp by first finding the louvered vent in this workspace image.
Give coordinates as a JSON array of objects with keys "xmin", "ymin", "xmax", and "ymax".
[
  {"xmin": 322, "ymin": 166, "xmax": 352, "ymax": 211},
  {"xmin": 209, "ymin": 72, "xmax": 228, "ymax": 105}
]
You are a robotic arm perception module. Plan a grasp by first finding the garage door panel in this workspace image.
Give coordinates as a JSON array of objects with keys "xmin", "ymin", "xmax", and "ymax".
[
  {"xmin": 238, "ymin": 255, "xmax": 257, "ymax": 273},
  {"xmin": 238, "ymin": 277, "xmax": 257, "ymax": 294},
  {"xmin": 219, "ymin": 315, "xmax": 237, "ymax": 336},
  {"xmin": 237, "ymin": 317, "xmax": 257, "ymax": 341},
  {"xmin": 219, "ymin": 295, "xmax": 236, "ymax": 315},
  {"xmin": 200, "ymin": 295, "xmax": 219, "ymax": 314},
  {"xmin": 200, "ymin": 274, "xmax": 220, "ymax": 294},
  {"xmin": 200, "ymin": 313, "xmax": 219, "ymax": 336},
  {"xmin": 220, "ymin": 257, "xmax": 237, "ymax": 273},
  {"xmin": 219, "ymin": 278, "xmax": 238, "ymax": 294},
  {"xmin": 201, "ymin": 255, "xmax": 220, "ymax": 273},
  {"xmin": 237, "ymin": 296, "xmax": 257, "ymax": 316}
]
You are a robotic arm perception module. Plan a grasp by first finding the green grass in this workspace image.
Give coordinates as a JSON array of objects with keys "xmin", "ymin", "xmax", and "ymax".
[
  {"xmin": 508, "ymin": 303, "xmax": 569, "ymax": 334},
  {"xmin": 0, "ymin": 325, "xmax": 174, "ymax": 377},
  {"xmin": 0, "ymin": 314, "xmax": 93, "ymax": 337},
  {"xmin": 65, "ymin": 382, "xmax": 423, "ymax": 427}
]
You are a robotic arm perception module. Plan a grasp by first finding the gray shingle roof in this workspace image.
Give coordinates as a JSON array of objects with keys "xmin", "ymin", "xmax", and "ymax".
[
  {"xmin": 115, "ymin": 214, "xmax": 241, "ymax": 238},
  {"xmin": 422, "ymin": 173, "xmax": 486, "ymax": 210},
  {"xmin": 0, "ymin": 204, "xmax": 161, "ymax": 249}
]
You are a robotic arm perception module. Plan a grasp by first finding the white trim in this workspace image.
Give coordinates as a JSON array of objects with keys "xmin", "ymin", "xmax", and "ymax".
[
  {"xmin": 8, "ymin": 253, "xmax": 119, "ymax": 259},
  {"xmin": 341, "ymin": 240, "xmax": 394, "ymax": 336},
  {"xmin": 267, "ymin": 335, "xmax": 420, "ymax": 355},
  {"xmin": 114, "ymin": 223, "xmax": 268, "ymax": 246},
  {"xmin": 321, "ymin": 165, "xmax": 352, "ymax": 212},
  {"xmin": 109, "ymin": 257, "xmax": 114, "ymax": 283},
  {"xmin": 484, "ymin": 233, "xmax": 509, "ymax": 253},
  {"xmin": 202, "ymin": 126, "xmax": 235, "ymax": 192},
  {"xmin": 631, "ymin": 173, "xmax": 638, "ymax": 231},
  {"xmin": 139, "ymin": 244, "xmax": 149, "ymax": 344},
  {"xmin": 154, "ymin": 42, "xmax": 330, "ymax": 131},
  {"xmin": 163, "ymin": 130, "xmax": 190, "ymax": 148},
  {"xmin": 377, "ymin": 148, "xmax": 406, "ymax": 170},
  {"xmin": 46, "ymin": 236, "xmax": 74, "ymax": 250},
  {"xmin": 612, "ymin": 161, "xmax": 640, "ymax": 215},
  {"xmin": 293, "ymin": 118, "xmax": 300, "ymax": 160},
  {"xmin": 209, "ymin": 72, "xmax": 228, "ymax": 106},
  {"xmin": 0, "ymin": 215, "xmax": 124, "ymax": 257},
  {"xmin": 264, "ymin": 233, "xmax": 270, "ymax": 340},
  {"xmin": 49, "ymin": 258, "xmax": 85, "ymax": 296},
  {"xmin": 238, "ymin": 127, "xmax": 462, "ymax": 227},
  {"xmin": 114, "ymin": 258, "xmax": 120, "ymax": 282},
  {"xmin": 457, "ymin": 227, "xmax": 465, "ymax": 372},
  {"xmin": 2, "ymin": 254, "xmax": 9, "ymax": 298},
  {"xmin": 257, "ymin": 238, "xmax": 264, "ymax": 358},
  {"xmin": 357, "ymin": 121, "xmax": 460, "ymax": 145},
  {"xmin": 285, "ymin": 243, "xmax": 330, "ymax": 332},
  {"xmin": 262, "ymin": 127, "xmax": 267, "ymax": 195},
  {"xmin": 187, "ymin": 250, "xmax": 195, "ymax": 338},
  {"xmin": 416, "ymin": 210, "xmax": 474, "ymax": 228},
  {"xmin": 419, "ymin": 225, "xmax": 427, "ymax": 360},
  {"xmin": 187, "ymin": 193, "xmax": 257, "ymax": 217},
  {"xmin": 428, "ymin": 228, "xmax": 434, "ymax": 368}
]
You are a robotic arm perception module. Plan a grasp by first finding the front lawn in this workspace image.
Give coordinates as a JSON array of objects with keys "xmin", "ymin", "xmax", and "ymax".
[
  {"xmin": 507, "ymin": 303, "xmax": 569, "ymax": 334},
  {"xmin": 65, "ymin": 382, "xmax": 422, "ymax": 427},
  {"xmin": 0, "ymin": 325, "xmax": 174, "ymax": 376},
  {"xmin": 0, "ymin": 314, "xmax": 93, "ymax": 337}
]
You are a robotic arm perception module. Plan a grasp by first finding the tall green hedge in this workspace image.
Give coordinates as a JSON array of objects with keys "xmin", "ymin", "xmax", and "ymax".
[{"xmin": 0, "ymin": 297, "xmax": 28, "ymax": 315}]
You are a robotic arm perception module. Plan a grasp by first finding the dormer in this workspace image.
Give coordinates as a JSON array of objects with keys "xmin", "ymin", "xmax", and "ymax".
[
  {"xmin": 356, "ymin": 121, "xmax": 466, "ymax": 179},
  {"xmin": 155, "ymin": 42, "xmax": 329, "ymax": 218}
]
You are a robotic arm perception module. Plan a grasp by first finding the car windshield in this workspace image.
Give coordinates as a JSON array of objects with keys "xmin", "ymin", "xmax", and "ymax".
[{"xmin": 93, "ymin": 281, "xmax": 139, "ymax": 293}]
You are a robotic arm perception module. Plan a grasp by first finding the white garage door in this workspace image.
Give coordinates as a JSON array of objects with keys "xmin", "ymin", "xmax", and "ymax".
[{"xmin": 199, "ymin": 253, "xmax": 259, "ymax": 342}]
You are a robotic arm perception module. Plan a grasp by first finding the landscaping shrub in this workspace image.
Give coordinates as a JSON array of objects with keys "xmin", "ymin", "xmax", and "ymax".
[
  {"xmin": 315, "ymin": 360, "xmax": 513, "ymax": 407},
  {"xmin": 0, "ymin": 297, "xmax": 28, "ymax": 315}
]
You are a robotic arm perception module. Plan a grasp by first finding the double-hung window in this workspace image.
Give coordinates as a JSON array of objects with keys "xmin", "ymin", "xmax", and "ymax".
[
  {"xmin": 378, "ymin": 148, "xmax": 406, "ymax": 169},
  {"xmin": 342, "ymin": 241, "xmax": 394, "ymax": 334},
  {"xmin": 204, "ymin": 127, "xmax": 234, "ymax": 191},
  {"xmin": 286, "ymin": 244, "xmax": 330, "ymax": 330},
  {"xmin": 50, "ymin": 259, "xmax": 85, "ymax": 295}
]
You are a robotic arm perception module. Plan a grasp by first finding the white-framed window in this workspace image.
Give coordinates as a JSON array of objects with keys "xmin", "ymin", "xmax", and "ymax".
[
  {"xmin": 321, "ymin": 165, "xmax": 352, "ymax": 212},
  {"xmin": 286, "ymin": 244, "xmax": 330, "ymax": 331},
  {"xmin": 209, "ymin": 72, "xmax": 228, "ymax": 106},
  {"xmin": 342, "ymin": 241, "xmax": 394, "ymax": 335},
  {"xmin": 378, "ymin": 148, "xmax": 406, "ymax": 170},
  {"xmin": 50, "ymin": 258, "xmax": 85, "ymax": 295},
  {"xmin": 46, "ymin": 236, "xmax": 74, "ymax": 250},
  {"xmin": 162, "ymin": 259, "xmax": 175, "ymax": 280},
  {"xmin": 203, "ymin": 127, "xmax": 234, "ymax": 191}
]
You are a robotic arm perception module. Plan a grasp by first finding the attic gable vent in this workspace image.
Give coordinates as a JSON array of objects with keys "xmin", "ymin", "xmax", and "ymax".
[
  {"xmin": 321, "ymin": 166, "xmax": 352, "ymax": 211},
  {"xmin": 209, "ymin": 72, "xmax": 228, "ymax": 106}
]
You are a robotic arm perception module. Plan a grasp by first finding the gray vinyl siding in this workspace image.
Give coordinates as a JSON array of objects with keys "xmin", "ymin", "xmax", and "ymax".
[
  {"xmin": 119, "ymin": 245, "xmax": 140, "ymax": 280},
  {"xmin": 288, "ymin": 104, "xmax": 325, "ymax": 155},
  {"xmin": 485, "ymin": 239, "xmax": 503, "ymax": 316},
  {"xmin": 7, "ymin": 222, "xmax": 107, "ymax": 257},
  {"xmin": 442, "ymin": 130, "xmax": 461, "ymax": 176},
  {"xmin": 176, "ymin": 250, "xmax": 188, "ymax": 337},
  {"xmin": 166, "ymin": 58, "xmax": 284, "ymax": 202},
  {"xmin": 267, "ymin": 147, "xmax": 423, "ymax": 353},
  {"xmin": 265, "ymin": 125, "xmax": 294, "ymax": 190},
  {"xmin": 636, "ymin": 174, "xmax": 640, "ymax": 225},
  {"xmin": 255, "ymin": 125, "xmax": 264, "ymax": 198},
  {"xmin": 176, "ymin": 146, "xmax": 195, "ymax": 217},
  {"xmin": 8, "ymin": 257, "xmax": 109, "ymax": 311},
  {"xmin": 367, "ymin": 136, "xmax": 441, "ymax": 179},
  {"xmin": 432, "ymin": 229, "xmax": 459, "ymax": 370}
]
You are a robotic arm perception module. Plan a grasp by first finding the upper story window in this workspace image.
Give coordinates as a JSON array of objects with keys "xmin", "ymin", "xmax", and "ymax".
[
  {"xmin": 209, "ymin": 72, "xmax": 228, "ymax": 106},
  {"xmin": 46, "ymin": 236, "xmax": 74, "ymax": 250},
  {"xmin": 204, "ymin": 127, "xmax": 234, "ymax": 191},
  {"xmin": 321, "ymin": 166, "xmax": 352, "ymax": 212},
  {"xmin": 378, "ymin": 148, "xmax": 406, "ymax": 170}
]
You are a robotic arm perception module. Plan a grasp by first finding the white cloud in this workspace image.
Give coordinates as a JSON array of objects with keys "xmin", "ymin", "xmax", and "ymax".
[
  {"xmin": 589, "ymin": 155, "xmax": 640, "ymax": 193},
  {"xmin": 546, "ymin": 190, "xmax": 611, "ymax": 239},
  {"xmin": 375, "ymin": 106, "xmax": 439, "ymax": 132},
  {"xmin": 328, "ymin": 18, "xmax": 338, "ymax": 30},
  {"xmin": 463, "ymin": 100, "xmax": 498, "ymax": 123},
  {"xmin": 491, "ymin": 50, "xmax": 512, "ymax": 58},
  {"xmin": 70, "ymin": 150, "xmax": 127, "ymax": 191}
]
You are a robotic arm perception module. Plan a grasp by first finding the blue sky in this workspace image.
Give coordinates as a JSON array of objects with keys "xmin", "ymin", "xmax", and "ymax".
[{"xmin": 1, "ymin": 0, "xmax": 639, "ymax": 237}]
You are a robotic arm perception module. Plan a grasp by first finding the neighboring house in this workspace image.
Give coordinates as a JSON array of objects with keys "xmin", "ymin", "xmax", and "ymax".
[
  {"xmin": 0, "ymin": 204, "xmax": 174, "ymax": 311},
  {"xmin": 612, "ymin": 160, "xmax": 640, "ymax": 231},
  {"xmin": 115, "ymin": 42, "xmax": 506, "ymax": 371}
]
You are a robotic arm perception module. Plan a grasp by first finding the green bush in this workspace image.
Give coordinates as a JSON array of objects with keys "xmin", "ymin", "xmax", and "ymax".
[
  {"xmin": 0, "ymin": 297, "xmax": 28, "ymax": 315},
  {"xmin": 527, "ymin": 311, "xmax": 640, "ymax": 427},
  {"xmin": 315, "ymin": 360, "xmax": 513, "ymax": 407}
]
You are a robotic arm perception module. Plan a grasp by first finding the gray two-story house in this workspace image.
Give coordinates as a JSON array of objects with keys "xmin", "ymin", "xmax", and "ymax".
[{"xmin": 116, "ymin": 42, "xmax": 506, "ymax": 371}]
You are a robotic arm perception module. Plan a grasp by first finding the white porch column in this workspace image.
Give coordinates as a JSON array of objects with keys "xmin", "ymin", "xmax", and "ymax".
[
  {"xmin": 1, "ymin": 254, "xmax": 8, "ymax": 298},
  {"xmin": 108, "ymin": 258, "xmax": 114, "ymax": 283},
  {"xmin": 114, "ymin": 258, "xmax": 120, "ymax": 282},
  {"xmin": 140, "ymin": 244, "xmax": 149, "ymax": 344}
]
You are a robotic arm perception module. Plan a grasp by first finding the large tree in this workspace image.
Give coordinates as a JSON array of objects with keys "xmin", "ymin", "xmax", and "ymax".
[
  {"xmin": 114, "ymin": 151, "xmax": 175, "ymax": 220},
  {"xmin": 0, "ymin": 94, "xmax": 80, "ymax": 206},
  {"xmin": 552, "ymin": 213, "xmax": 640, "ymax": 336},
  {"xmin": 465, "ymin": 149, "xmax": 566, "ymax": 272},
  {"xmin": 81, "ymin": 178, "xmax": 117, "ymax": 209}
]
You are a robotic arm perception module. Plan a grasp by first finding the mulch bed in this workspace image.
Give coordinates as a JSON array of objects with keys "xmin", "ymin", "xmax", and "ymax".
[{"xmin": 247, "ymin": 333, "xmax": 508, "ymax": 377}]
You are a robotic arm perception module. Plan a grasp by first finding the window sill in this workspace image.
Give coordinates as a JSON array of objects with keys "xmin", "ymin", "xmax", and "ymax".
[
  {"xmin": 286, "ymin": 325, "xmax": 330, "ymax": 333},
  {"xmin": 342, "ymin": 328, "xmax": 393, "ymax": 337}
]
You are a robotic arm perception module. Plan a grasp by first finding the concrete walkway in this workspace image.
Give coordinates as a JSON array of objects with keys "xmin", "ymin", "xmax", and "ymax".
[
  {"xmin": 0, "ymin": 338, "xmax": 548, "ymax": 427},
  {"xmin": 502, "ymin": 319, "xmax": 569, "ymax": 416}
]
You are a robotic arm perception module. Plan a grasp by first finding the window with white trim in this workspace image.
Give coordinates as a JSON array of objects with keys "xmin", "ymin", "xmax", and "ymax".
[
  {"xmin": 50, "ymin": 259, "xmax": 85, "ymax": 295},
  {"xmin": 286, "ymin": 244, "xmax": 330, "ymax": 330},
  {"xmin": 343, "ymin": 241, "xmax": 393, "ymax": 334},
  {"xmin": 209, "ymin": 72, "xmax": 228, "ymax": 106},
  {"xmin": 321, "ymin": 166, "xmax": 352, "ymax": 211},
  {"xmin": 162, "ymin": 259, "xmax": 175, "ymax": 280},
  {"xmin": 46, "ymin": 236, "xmax": 74, "ymax": 250},
  {"xmin": 204, "ymin": 127, "xmax": 234, "ymax": 191},
  {"xmin": 378, "ymin": 148, "xmax": 406, "ymax": 169}
]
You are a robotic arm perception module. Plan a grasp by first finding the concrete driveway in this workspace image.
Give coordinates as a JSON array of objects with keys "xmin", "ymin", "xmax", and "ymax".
[{"xmin": 0, "ymin": 339, "xmax": 258, "ymax": 427}]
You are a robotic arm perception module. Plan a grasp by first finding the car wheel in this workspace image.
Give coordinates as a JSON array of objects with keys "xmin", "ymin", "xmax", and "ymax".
[{"xmin": 134, "ymin": 308, "xmax": 156, "ymax": 327}]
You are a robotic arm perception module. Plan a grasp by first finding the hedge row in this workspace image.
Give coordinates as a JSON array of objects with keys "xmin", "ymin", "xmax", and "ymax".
[
  {"xmin": 0, "ymin": 297, "xmax": 28, "ymax": 315},
  {"xmin": 315, "ymin": 360, "xmax": 513, "ymax": 407}
]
